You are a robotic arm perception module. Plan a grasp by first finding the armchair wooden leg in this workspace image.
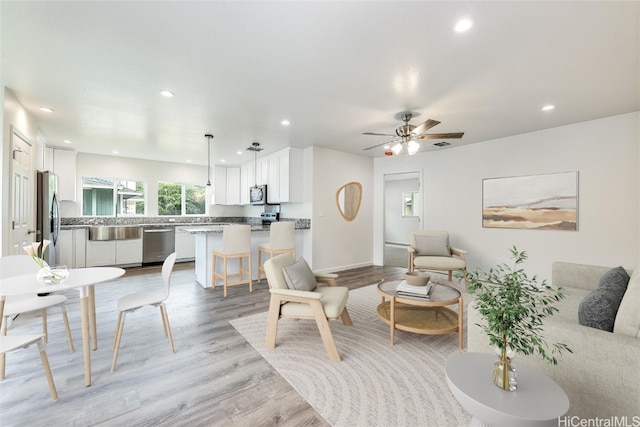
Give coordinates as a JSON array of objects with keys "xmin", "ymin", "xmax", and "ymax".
[
  {"xmin": 340, "ymin": 308, "xmax": 353, "ymax": 326},
  {"xmin": 311, "ymin": 300, "xmax": 341, "ymax": 362},
  {"xmin": 448, "ymin": 270, "xmax": 453, "ymax": 282},
  {"xmin": 265, "ymin": 295, "xmax": 281, "ymax": 349}
]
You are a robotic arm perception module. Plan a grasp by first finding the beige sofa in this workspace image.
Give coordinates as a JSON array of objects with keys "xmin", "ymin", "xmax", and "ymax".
[{"xmin": 467, "ymin": 261, "xmax": 640, "ymax": 418}]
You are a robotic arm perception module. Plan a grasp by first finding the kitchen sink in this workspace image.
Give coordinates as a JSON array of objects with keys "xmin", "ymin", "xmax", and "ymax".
[{"xmin": 89, "ymin": 226, "xmax": 142, "ymax": 241}]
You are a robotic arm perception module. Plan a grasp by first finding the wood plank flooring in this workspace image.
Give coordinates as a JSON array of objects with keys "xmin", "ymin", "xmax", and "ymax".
[{"xmin": 0, "ymin": 262, "xmax": 406, "ymax": 426}]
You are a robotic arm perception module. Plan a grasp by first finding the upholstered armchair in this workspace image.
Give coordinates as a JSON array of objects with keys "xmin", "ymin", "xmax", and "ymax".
[
  {"xmin": 263, "ymin": 254, "xmax": 352, "ymax": 362},
  {"xmin": 408, "ymin": 230, "xmax": 468, "ymax": 288}
]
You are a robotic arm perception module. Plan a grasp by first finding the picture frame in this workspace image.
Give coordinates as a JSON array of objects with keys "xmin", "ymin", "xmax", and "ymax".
[{"xmin": 482, "ymin": 171, "xmax": 578, "ymax": 231}]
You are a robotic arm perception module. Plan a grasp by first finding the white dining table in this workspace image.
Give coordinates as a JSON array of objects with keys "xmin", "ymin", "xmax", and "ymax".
[{"xmin": 0, "ymin": 267, "xmax": 125, "ymax": 386}]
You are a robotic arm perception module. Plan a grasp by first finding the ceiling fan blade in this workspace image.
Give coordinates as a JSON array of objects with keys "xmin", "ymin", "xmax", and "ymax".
[
  {"xmin": 363, "ymin": 139, "xmax": 398, "ymax": 151},
  {"xmin": 412, "ymin": 119, "xmax": 441, "ymax": 135},
  {"xmin": 417, "ymin": 132, "xmax": 464, "ymax": 140},
  {"xmin": 362, "ymin": 132, "xmax": 397, "ymax": 137}
]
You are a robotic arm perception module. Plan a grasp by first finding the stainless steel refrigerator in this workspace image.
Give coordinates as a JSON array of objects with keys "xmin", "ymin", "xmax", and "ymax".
[{"xmin": 36, "ymin": 171, "xmax": 61, "ymax": 266}]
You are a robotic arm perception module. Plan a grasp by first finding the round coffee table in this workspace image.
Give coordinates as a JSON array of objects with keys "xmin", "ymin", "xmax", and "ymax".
[
  {"xmin": 376, "ymin": 280, "xmax": 463, "ymax": 348},
  {"xmin": 445, "ymin": 352, "xmax": 570, "ymax": 427}
]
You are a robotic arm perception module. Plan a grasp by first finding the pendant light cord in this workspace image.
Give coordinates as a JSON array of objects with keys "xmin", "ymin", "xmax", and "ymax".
[{"xmin": 205, "ymin": 134, "xmax": 213, "ymax": 186}]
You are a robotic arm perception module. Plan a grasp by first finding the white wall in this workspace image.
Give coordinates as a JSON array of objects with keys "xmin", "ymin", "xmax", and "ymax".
[
  {"xmin": 311, "ymin": 147, "xmax": 373, "ymax": 271},
  {"xmin": 374, "ymin": 112, "xmax": 639, "ymax": 281},
  {"xmin": 384, "ymin": 177, "xmax": 420, "ymax": 245}
]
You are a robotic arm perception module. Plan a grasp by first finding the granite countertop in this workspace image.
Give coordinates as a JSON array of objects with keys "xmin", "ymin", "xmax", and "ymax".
[
  {"xmin": 62, "ymin": 221, "xmax": 310, "ymax": 232},
  {"xmin": 178, "ymin": 223, "xmax": 309, "ymax": 234}
]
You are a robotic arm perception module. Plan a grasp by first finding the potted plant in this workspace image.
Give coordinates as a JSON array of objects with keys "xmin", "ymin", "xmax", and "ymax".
[{"xmin": 462, "ymin": 246, "xmax": 572, "ymax": 391}]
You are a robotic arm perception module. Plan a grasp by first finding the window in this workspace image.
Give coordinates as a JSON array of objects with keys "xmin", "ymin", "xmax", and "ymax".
[
  {"xmin": 403, "ymin": 191, "xmax": 419, "ymax": 217},
  {"xmin": 82, "ymin": 177, "xmax": 145, "ymax": 216},
  {"xmin": 158, "ymin": 182, "xmax": 206, "ymax": 216}
]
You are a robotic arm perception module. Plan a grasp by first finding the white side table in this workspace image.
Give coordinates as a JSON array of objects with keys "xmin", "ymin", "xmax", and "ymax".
[{"xmin": 445, "ymin": 352, "xmax": 569, "ymax": 427}]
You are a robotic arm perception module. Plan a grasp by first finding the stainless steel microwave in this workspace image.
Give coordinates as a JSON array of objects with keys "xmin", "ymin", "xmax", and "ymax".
[{"xmin": 250, "ymin": 185, "xmax": 267, "ymax": 205}]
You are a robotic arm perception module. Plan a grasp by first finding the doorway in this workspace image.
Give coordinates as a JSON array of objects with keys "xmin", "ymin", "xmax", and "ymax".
[
  {"xmin": 9, "ymin": 127, "xmax": 35, "ymax": 255},
  {"xmin": 383, "ymin": 171, "xmax": 421, "ymax": 267}
]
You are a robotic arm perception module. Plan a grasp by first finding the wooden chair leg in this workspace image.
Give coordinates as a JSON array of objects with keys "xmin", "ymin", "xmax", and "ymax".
[
  {"xmin": 448, "ymin": 270, "xmax": 453, "ymax": 282},
  {"xmin": 111, "ymin": 311, "xmax": 126, "ymax": 372},
  {"xmin": 310, "ymin": 300, "xmax": 341, "ymax": 362},
  {"xmin": 160, "ymin": 304, "xmax": 175, "ymax": 353},
  {"xmin": 223, "ymin": 256, "xmax": 228, "ymax": 297},
  {"xmin": 42, "ymin": 308, "xmax": 48, "ymax": 343},
  {"xmin": 340, "ymin": 308, "xmax": 353, "ymax": 326},
  {"xmin": 61, "ymin": 305, "xmax": 74, "ymax": 353},
  {"xmin": 265, "ymin": 295, "xmax": 281, "ymax": 349},
  {"xmin": 37, "ymin": 338, "xmax": 58, "ymax": 400}
]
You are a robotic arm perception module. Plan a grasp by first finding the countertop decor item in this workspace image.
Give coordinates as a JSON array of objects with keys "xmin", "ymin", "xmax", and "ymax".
[{"xmin": 460, "ymin": 246, "xmax": 571, "ymax": 391}]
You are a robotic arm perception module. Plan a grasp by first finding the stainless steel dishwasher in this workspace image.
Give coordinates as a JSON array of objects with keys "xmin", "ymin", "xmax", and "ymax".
[{"xmin": 142, "ymin": 226, "xmax": 175, "ymax": 264}]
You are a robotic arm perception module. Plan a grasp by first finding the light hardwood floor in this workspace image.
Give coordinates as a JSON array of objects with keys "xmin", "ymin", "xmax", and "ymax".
[{"xmin": 0, "ymin": 262, "xmax": 406, "ymax": 426}]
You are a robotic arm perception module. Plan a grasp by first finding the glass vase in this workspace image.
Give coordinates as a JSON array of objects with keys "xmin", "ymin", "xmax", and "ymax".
[
  {"xmin": 36, "ymin": 265, "xmax": 69, "ymax": 285},
  {"xmin": 493, "ymin": 354, "xmax": 517, "ymax": 391}
]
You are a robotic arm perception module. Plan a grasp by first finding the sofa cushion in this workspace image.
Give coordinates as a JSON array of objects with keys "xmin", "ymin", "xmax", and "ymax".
[
  {"xmin": 282, "ymin": 257, "xmax": 317, "ymax": 292},
  {"xmin": 414, "ymin": 234, "xmax": 450, "ymax": 256},
  {"xmin": 578, "ymin": 266, "xmax": 630, "ymax": 332},
  {"xmin": 614, "ymin": 263, "xmax": 640, "ymax": 338}
]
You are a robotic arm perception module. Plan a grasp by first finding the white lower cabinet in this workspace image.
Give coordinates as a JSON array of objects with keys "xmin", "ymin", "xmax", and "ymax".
[
  {"xmin": 86, "ymin": 240, "xmax": 116, "ymax": 267},
  {"xmin": 175, "ymin": 229, "xmax": 195, "ymax": 261},
  {"xmin": 86, "ymin": 237, "xmax": 142, "ymax": 267},
  {"xmin": 58, "ymin": 228, "xmax": 87, "ymax": 268},
  {"xmin": 115, "ymin": 238, "xmax": 143, "ymax": 265}
]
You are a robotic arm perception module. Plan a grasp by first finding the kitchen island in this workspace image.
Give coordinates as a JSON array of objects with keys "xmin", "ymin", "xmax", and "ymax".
[{"xmin": 178, "ymin": 223, "xmax": 309, "ymax": 289}]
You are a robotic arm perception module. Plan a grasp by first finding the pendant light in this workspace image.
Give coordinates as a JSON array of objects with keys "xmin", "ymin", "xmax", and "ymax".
[
  {"xmin": 246, "ymin": 141, "xmax": 263, "ymax": 187},
  {"xmin": 204, "ymin": 134, "xmax": 214, "ymax": 186}
]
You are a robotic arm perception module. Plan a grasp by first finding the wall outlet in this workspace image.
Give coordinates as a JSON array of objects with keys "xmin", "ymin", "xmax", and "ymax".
[{"xmin": 319, "ymin": 210, "xmax": 325, "ymax": 217}]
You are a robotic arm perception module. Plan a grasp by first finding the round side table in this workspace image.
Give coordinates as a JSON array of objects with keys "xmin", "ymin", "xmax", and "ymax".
[{"xmin": 445, "ymin": 352, "xmax": 569, "ymax": 427}]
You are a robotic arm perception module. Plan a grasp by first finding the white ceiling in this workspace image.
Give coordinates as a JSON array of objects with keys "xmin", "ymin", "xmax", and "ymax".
[{"xmin": 2, "ymin": 1, "xmax": 638, "ymax": 167}]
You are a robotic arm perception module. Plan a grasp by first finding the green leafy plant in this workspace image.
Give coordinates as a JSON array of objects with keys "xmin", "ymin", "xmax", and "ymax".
[{"xmin": 464, "ymin": 246, "xmax": 572, "ymax": 365}]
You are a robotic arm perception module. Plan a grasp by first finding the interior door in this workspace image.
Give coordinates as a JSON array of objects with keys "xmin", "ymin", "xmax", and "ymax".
[{"xmin": 9, "ymin": 127, "xmax": 35, "ymax": 255}]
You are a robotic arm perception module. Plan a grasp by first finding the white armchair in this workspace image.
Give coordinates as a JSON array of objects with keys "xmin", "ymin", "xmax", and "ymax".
[{"xmin": 263, "ymin": 254, "xmax": 352, "ymax": 362}]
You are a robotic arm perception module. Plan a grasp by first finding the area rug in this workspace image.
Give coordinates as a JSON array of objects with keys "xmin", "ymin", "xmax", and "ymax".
[{"xmin": 230, "ymin": 283, "xmax": 472, "ymax": 427}]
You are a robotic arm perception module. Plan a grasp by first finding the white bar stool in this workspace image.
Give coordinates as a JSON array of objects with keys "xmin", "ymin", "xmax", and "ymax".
[
  {"xmin": 212, "ymin": 225, "xmax": 252, "ymax": 297},
  {"xmin": 258, "ymin": 221, "xmax": 296, "ymax": 282}
]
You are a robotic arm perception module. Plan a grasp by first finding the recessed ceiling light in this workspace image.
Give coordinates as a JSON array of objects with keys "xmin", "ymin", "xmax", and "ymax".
[
  {"xmin": 542, "ymin": 105, "xmax": 555, "ymax": 111},
  {"xmin": 220, "ymin": 159, "xmax": 226, "ymax": 163},
  {"xmin": 160, "ymin": 90, "xmax": 174, "ymax": 98},
  {"xmin": 39, "ymin": 107, "xmax": 54, "ymax": 113},
  {"xmin": 63, "ymin": 140, "xmax": 72, "ymax": 144},
  {"xmin": 281, "ymin": 119, "xmax": 290, "ymax": 126},
  {"xmin": 237, "ymin": 151, "xmax": 243, "ymax": 155},
  {"xmin": 112, "ymin": 150, "xmax": 119, "ymax": 155},
  {"xmin": 454, "ymin": 18, "xmax": 473, "ymax": 33},
  {"xmin": 186, "ymin": 159, "xmax": 192, "ymax": 163}
]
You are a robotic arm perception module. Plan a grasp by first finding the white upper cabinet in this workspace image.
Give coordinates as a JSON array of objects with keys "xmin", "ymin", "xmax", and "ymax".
[
  {"xmin": 45, "ymin": 147, "xmax": 77, "ymax": 201},
  {"xmin": 267, "ymin": 147, "xmax": 303, "ymax": 204},
  {"xmin": 238, "ymin": 147, "xmax": 303, "ymax": 205},
  {"xmin": 213, "ymin": 166, "xmax": 241, "ymax": 205}
]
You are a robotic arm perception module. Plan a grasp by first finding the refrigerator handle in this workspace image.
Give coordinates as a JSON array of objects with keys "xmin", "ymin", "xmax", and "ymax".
[{"xmin": 52, "ymin": 192, "xmax": 61, "ymax": 245}]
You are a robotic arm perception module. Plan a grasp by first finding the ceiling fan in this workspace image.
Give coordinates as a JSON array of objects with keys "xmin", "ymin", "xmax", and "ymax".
[{"xmin": 362, "ymin": 112, "xmax": 464, "ymax": 155}]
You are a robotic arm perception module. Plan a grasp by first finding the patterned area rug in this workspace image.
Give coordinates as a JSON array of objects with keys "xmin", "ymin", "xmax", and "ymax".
[{"xmin": 230, "ymin": 283, "xmax": 472, "ymax": 427}]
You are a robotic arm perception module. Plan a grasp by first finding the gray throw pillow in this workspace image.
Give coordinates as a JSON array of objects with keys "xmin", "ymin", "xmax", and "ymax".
[
  {"xmin": 282, "ymin": 258, "xmax": 317, "ymax": 292},
  {"xmin": 578, "ymin": 266, "xmax": 630, "ymax": 332},
  {"xmin": 414, "ymin": 234, "xmax": 451, "ymax": 256}
]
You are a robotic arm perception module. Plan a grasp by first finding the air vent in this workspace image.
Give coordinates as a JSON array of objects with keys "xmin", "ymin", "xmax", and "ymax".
[{"xmin": 433, "ymin": 141, "xmax": 451, "ymax": 147}]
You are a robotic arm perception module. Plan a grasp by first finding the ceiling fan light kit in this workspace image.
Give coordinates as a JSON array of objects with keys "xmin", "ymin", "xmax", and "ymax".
[{"xmin": 363, "ymin": 112, "xmax": 464, "ymax": 156}]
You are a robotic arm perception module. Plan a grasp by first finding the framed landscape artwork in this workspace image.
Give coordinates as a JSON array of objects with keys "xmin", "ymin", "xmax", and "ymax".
[{"xmin": 482, "ymin": 171, "xmax": 578, "ymax": 231}]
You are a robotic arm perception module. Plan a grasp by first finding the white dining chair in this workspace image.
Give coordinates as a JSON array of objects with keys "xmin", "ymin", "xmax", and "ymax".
[
  {"xmin": 0, "ymin": 255, "xmax": 74, "ymax": 380},
  {"xmin": 111, "ymin": 252, "xmax": 177, "ymax": 372},
  {"xmin": 257, "ymin": 221, "xmax": 296, "ymax": 283},
  {"xmin": 0, "ymin": 335, "xmax": 58, "ymax": 400}
]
